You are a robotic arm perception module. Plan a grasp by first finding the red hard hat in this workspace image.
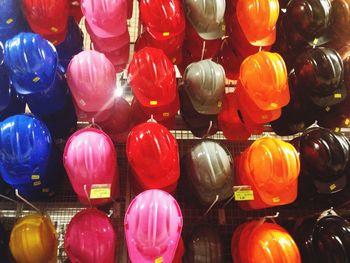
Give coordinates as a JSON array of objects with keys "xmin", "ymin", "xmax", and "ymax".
[
  {"xmin": 139, "ymin": 0, "xmax": 185, "ymax": 40},
  {"xmin": 128, "ymin": 47, "xmax": 178, "ymax": 116},
  {"xmin": 69, "ymin": 0, "xmax": 83, "ymax": 23},
  {"xmin": 135, "ymin": 31, "xmax": 184, "ymax": 64},
  {"xmin": 126, "ymin": 122, "xmax": 180, "ymax": 193},
  {"xmin": 22, "ymin": 0, "xmax": 69, "ymax": 44}
]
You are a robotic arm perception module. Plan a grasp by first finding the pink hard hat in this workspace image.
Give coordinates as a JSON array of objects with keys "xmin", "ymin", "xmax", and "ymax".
[
  {"xmin": 65, "ymin": 208, "xmax": 116, "ymax": 263},
  {"xmin": 86, "ymin": 22, "xmax": 130, "ymax": 53},
  {"xmin": 98, "ymin": 43, "xmax": 130, "ymax": 73},
  {"xmin": 67, "ymin": 50, "xmax": 116, "ymax": 112},
  {"xmin": 63, "ymin": 128, "xmax": 118, "ymax": 206},
  {"xmin": 81, "ymin": 0, "xmax": 128, "ymax": 38},
  {"xmin": 124, "ymin": 189, "xmax": 183, "ymax": 263}
]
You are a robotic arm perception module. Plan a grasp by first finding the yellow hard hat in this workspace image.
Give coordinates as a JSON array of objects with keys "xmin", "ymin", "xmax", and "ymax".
[{"xmin": 10, "ymin": 213, "xmax": 57, "ymax": 263}]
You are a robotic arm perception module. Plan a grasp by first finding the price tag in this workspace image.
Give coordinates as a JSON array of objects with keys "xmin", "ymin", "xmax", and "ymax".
[
  {"xmin": 163, "ymin": 32, "xmax": 170, "ymax": 37},
  {"xmin": 334, "ymin": 93, "xmax": 342, "ymax": 99},
  {"xmin": 345, "ymin": 119, "xmax": 350, "ymax": 125},
  {"xmin": 335, "ymin": 127, "xmax": 340, "ymax": 133},
  {"xmin": 234, "ymin": 190, "xmax": 254, "ymax": 201},
  {"xmin": 270, "ymin": 102, "xmax": 278, "ymax": 108},
  {"xmin": 32, "ymin": 76, "xmax": 40, "ymax": 83},
  {"xmin": 155, "ymin": 257, "xmax": 164, "ymax": 263},
  {"xmin": 6, "ymin": 18, "xmax": 13, "ymax": 24},
  {"xmin": 313, "ymin": 38, "xmax": 319, "ymax": 45},
  {"xmin": 90, "ymin": 184, "xmax": 111, "ymax": 199},
  {"xmin": 32, "ymin": 175, "xmax": 40, "ymax": 180},
  {"xmin": 150, "ymin": 100, "xmax": 158, "ymax": 105},
  {"xmin": 329, "ymin": 184, "xmax": 337, "ymax": 191}
]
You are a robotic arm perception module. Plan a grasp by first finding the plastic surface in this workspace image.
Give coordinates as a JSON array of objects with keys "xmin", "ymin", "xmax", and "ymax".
[
  {"xmin": 67, "ymin": 50, "xmax": 116, "ymax": 112},
  {"xmin": 185, "ymin": 140, "xmax": 234, "ymax": 205},
  {"xmin": 236, "ymin": 0, "xmax": 279, "ymax": 46},
  {"xmin": 183, "ymin": 59, "xmax": 225, "ymax": 115},
  {"xmin": 139, "ymin": 0, "xmax": 185, "ymax": 40},
  {"xmin": 65, "ymin": 208, "xmax": 116, "ymax": 263},
  {"xmin": 184, "ymin": 0, "xmax": 226, "ymax": 40},
  {"xmin": 10, "ymin": 214, "xmax": 57, "ymax": 263},
  {"xmin": 64, "ymin": 128, "xmax": 118, "ymax": 206},
  {"xmin": 0, "ymin": 114, "xmax": 52, "ymax": 186},
  {"xmin": 126, "ymin": 122, "xmax": 180, "ymax": 192},
  {"xmin": 128, "ymin": 47, "xmax": 178, "ymax": 114},
  {"xmin": 124, "ymin": 189, "xmax": 183, "ymax": 263},
  {"xmin": 81, "ymin": 0, "xmax": 127, "ymax": 38},
  {"xmin": 4, "ymin": 33, "xmax": 58, "ymax": 95},
  {"xmin": 22, "ymin": 0, "xmax": 69, "ymax": 44}
]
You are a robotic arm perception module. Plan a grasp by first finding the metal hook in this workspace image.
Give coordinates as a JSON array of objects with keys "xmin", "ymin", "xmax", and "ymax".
[
  {"xmin": 83, "ymin": 185, "xmax": 92, "ymax": 208},
  {"xmin": 0, "ymin": 194, "xmax": 18, "ymax": 204},
  {"xmin": 87, "ymin": 118, "xmax": 103, "ymax": 130},
  {"xmin": 15, "ymin": 189, "xmax": 40, "ymax": 212},
  {"xmin": 201, "ymin": 41, "xmax": 207, "ymax": 61},
  {"xmin": 259, "ymin": 46, "xmax": 263, "ymax": 52},
  {"xmin": 147, "ymin": 115, "xmax": 157, "ymax": 123},
  {"xmin": 202, "ymin": 121, "xmax": 213, "ymax": 139},
  {"xmin": 203, "ymin": 195, "xmax": 219, "ymax": 217}
]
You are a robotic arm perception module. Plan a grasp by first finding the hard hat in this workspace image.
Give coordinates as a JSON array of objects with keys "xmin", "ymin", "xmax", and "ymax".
[
  {"xmin": 25, "ymin": 69, "xmax": 69, "ymax": 117},
  {"xmin": 331, "ymin": 0, "xmax": 350, "ymax": 39},
  {"xmin": 69, "ymin": 0, "xmax": 83, "ymax": 23},
  {"xmin": 0, "ymin": 87, "xmax": 25, "ymax": 121},
  {"xmin": 66, "ymin": 50, "xmax": 116, "ymax": 112},
  {"xmin": 22, "ymin": 0, "xmax": 69, "ymax": 44},
  {"xmin": 183, "ymin": 59, "xmax": 225, "ymax": 115},
  {"xmin": 239, "ymin": 51, "xmax": 290, "ymax": 111},
  {"xmin": 294, "ymin": 213, "xmax": 350, "ymax": 263},
  {"xmin": 0, "ymin": 114, "xmax": 52, "ymax": 186},
  {"xmin": 179, "ymin": 86, "xmax": 218, "ymax": 138},
  {"xmin": 86, "ymin": 21, "xmax": 130, "ymax": 53},
  {"xmin": 126, "ymin": 122, "xmax": 180, "ymax": 193},
  {"xmin": 9, "ymin": 213, "xmax": 57, "ymax": 263},
  {"xmin": 56, "ymin": 17, "xmax": 84, "ymax": 70},
  {"xmin": 239, "ymin": 137, "xmax": 300, "ymax": 209},
  {"xmin": 65, "ymin": 208, "xmax": 116, "ymax": 263},
  {"xmin": 294, "ymin": 47, "xmax": 346, "ymax": 107},
  {"xmin": 124, "ymin": 189, "xmax": 183, "ymax": 263},
  {"xmin": 128, "ymin": 47, "xmax": 178, "ymax": 116},
  {"xmin": 4, "ymin": 33, "xmax": 58, "ymax": 95},
  {"xmin": 81, "ymin": 0, "xmax": 127, "ymax": 38},
  {"xmin": 184, "ymin": 0, "xmax": 225, "ymax": 40},
  {"xmin": 98, "ymin": 43, "xmax": 130, "ymax": 73},
  {"xmin": 286, "ymin": 0, "xmax": 332, "ymax": 45},
  {"xmin": 0, "ymin": 0, "xmax": 22, "ymax": 30},
  {"xmin": 139, "ymin": 0, "xmax": 185, "ymax": 40},
  {"xmin": 187, "ymin": 225, "xmax": 224, "ymax": 263},
  {"xmin": 185, "ymin": 140, "xmax": 234, "ymax": 205},
  {"xmin": 293, "ymin": 126, "xmax": 350, "ymax": 194},
  {"xmin": 236, "ymin": 0, "xmax": 279, "ymax": 46},
  {"xmin": 64, "ymin": 128, "xmax": 118, "ymax": 206}
]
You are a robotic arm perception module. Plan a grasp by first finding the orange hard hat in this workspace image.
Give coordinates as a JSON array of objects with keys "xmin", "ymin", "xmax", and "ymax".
[
  {"xmin": 236, "ymin": 0, "xmax": 279, "ymax": 46},
  {"xmin": 239, "ymin": 51, "xmax": 290, "ymax": 111}
]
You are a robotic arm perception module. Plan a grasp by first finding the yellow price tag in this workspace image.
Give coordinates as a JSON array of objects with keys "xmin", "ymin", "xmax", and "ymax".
[
  {"xmin": 32, "ymin": 175, "xmax": 40, "ymax": 180},
  {"xmin": 162, "ymin": 112, "xmax": 170, "ymax": 117},
  {"xmin": 33, "ymin": 181, "xmax": 41, "ymax": 186},
  {"xmin": 234, "ymin": 190, "xmax": 254, "ymax": 201},
  {"xmin": 150, "ymin": 100, "xmax": 158, "ymax": 105},
  {"xmin": 33, "ymin": 76, "xmax": 40, "ymax": 83},
  {"xmin": 6, "ymin": 18, "xmax": 14, "ymax": 24},
  {"xmin": 155, "ymin": 257, "xmax": 164, "ymax": 263},
  {"xmin": 163, "ymin": 32, "xmax": 170, "ymax": 37},
  {"xmin": 272, "ymin": 197, "xmax": 280, "ymax": 203},
  {"xmin": 345, "ymin": 119, "xmax": 350, "ymax": 125},
  {"xmin": 335, "ymin": 127, "xmax": 340, "ymax": 133},
  {"xmin": 334, "ymin": 93, "xmax": 342, "ymax": 99},
  {"xmin": 51, "ymin": 26, "xmax": 58, "ymax": 32},
  {"xmin": 90, "ymin": 184, "xmax": 111, "ymax": 199},
  {"xmin": 313, "ymin": 38, "xmax": 319, "ymax": 45},
  {"xmin": 330, "ymin": 184, "xmax": 337, "ymax": 191}
]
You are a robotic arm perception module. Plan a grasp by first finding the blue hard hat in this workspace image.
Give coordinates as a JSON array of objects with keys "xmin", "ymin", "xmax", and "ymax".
[
  {"xmin": 4, "ymin": 33, "xmax": 58, "ymax": 94},
  {"xmin": 0, "ymin": 0, "xmax": 22, "ymax": 30},
  {"xmin": 0, "ymin": 114, "xmax": 52, "ymax": 186},
  {"xmin": 0, "ymin": 87, "xmax": 25, "ymax": 121},
  {"xmin": 56, "ymin": 17, "xmax": 83, "ymax": 70},
  {"xmin": 25, "ymin": 67, "xmax": 69, "ymax": 117}
]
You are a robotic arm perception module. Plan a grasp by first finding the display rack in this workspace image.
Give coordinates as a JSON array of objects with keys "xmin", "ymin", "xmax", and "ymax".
[{"xmin": 1, "ymin": 1, "xmax": 350, "ymax": 263}]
